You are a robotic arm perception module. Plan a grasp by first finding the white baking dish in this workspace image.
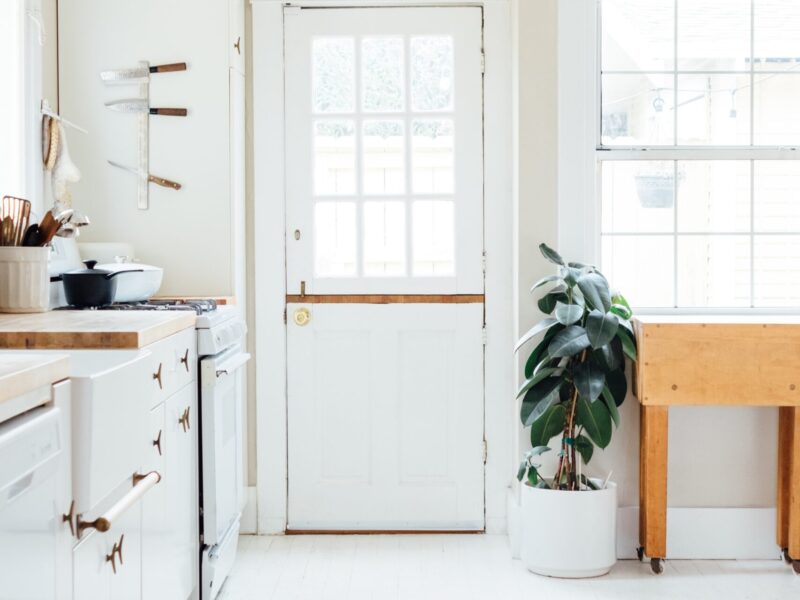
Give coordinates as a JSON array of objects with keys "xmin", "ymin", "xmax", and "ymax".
[{"xmin": 96, "ymin": 261, "xmax": 163, "ymax": 303}]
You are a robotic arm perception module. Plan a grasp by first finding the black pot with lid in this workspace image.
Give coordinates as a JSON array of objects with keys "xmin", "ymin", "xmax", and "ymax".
[{"xmin": 53, "ymin": 260, "xmax": 143, "ymax": 308}]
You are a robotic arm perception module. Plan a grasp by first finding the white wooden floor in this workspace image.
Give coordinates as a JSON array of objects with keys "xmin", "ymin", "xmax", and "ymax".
[{"xmin": 217, "ymin": 534, "xmax": 800, "ymax": 600}]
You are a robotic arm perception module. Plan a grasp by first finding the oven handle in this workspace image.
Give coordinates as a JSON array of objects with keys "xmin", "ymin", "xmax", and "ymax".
[
  {"xmin": 214, "ymin": 352, "xmax": 251, "ymax": 379},
  {"xmin": 76, "ymin": 471, "xmax": 161, "ymax": 538}
]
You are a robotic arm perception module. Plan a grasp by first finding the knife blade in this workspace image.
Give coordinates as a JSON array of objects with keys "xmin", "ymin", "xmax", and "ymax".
[
  {"xmin": 105, "ymin": 99, "xmax": 187, "ymax": 117},
  {"xmin": 108, "ymin": 160, "xmax": 182, "ymax": 190},
  {"xmin": 100, "ymin": 62, "xmax": 187, "ymax": 83}
]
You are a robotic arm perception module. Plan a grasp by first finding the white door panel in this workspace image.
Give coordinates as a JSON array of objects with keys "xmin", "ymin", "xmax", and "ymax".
[{"xmin": 288, "ymin": 304, "xmax": 484, "ymax": 530}]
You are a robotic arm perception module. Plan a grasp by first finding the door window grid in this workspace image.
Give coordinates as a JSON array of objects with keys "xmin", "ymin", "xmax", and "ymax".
[
  {"xmin": 599, "ymin": 0, "xmax": 800, "ymax": 309},
  {"xmin": 312, "ymin": 35, "xmax": 457, "ymax": 279}
]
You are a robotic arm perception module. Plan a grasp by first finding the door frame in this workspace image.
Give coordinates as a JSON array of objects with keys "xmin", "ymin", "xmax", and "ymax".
[{"xmin": 251, "ymin": 0, "xmax": 514, "ymax": 534}]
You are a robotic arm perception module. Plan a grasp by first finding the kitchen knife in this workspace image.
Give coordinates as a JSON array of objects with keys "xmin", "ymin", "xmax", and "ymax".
[
  {"xmin": 100, "ymin": 62, "xmax": 187, "ymax": 83},
  {"xmin": 105, "ymin": 99, "xmax": 187, "ymax": 117},
  {"xmin": 108, "ymin": 160, "xmax": 182, "ymax": 190}
]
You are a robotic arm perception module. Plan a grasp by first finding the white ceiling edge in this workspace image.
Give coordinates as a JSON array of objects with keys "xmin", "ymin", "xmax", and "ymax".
[{"xmin": 250, "ymin": 0, "xmax": 509, "ymax": 5}]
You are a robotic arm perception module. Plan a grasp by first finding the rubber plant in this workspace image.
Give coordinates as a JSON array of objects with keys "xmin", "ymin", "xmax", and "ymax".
[{"xmin": 515, "ymin": 243, "xmax": 637, "ymax": 491}]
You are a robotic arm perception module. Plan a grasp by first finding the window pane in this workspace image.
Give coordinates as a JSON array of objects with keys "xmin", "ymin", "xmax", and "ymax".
[
  {"xmin": 753, "ymin": 74, "xmax": 800, "ymax": 145},
  {"xmin": 0, "ymin": 1, "xmax": 22, "ymax": 197},
  {"xmin": 411, "ymin": 36, "xmax": 454, "ymax": 112},
  {"xmin": 314, "ymin": 121, "xmax": 356, "ymax": 196},
  {"xmin": 754, "ymin": 161, "xmax": 800, "ymax": 232},
  {"xmin": 362, "ymin": 37, "xmax": 404, "ymax": 112},
  {"xmin": 754, "ymin": 0, "xmax": 800, "ymax": 71},
  {"xmin": 676, "ymin": 74, "xmax": 751, "ymax": 145},
  {"xmin": 412, "ymin": 120, "xmax": 454, "ymax": 195},
  {"xmin": 754, "ymin": 235, "xmax": 800, "ymax": 306},
  {"xmin": 677, "ymin": 0, "xmax": 751, "ymax": 71},
  {"xmin": 362, "ymin": 121, "xmax": 405, "ymax": 195},
  {"xmin": 601, "ymin": 236, "xmax": 675, "ymax": 308},
  {"xmin": 315, "ymin": 202, "xmax": 356, "ymax": 277},
  {"xmin": 677, "ymin": 161, "xmax": 750, "ymax": 232},
  {"xmin": 363, "ymin": 201, "xmax": 406, "ymax": 276},
  {"xmin": 602, "ymin": 161, "xmax": 674, "ymax": 233},
  {"xmin": 677, "ymin": 236, "xmax": 751, "ymax": 307},
  {"xmin": 313, "ymin": 38, "xmax": 355, "ymax": 114},
  {"xmin": 601, "ymin": 0, "xmax": 674, "ymax": 72},
  {"xmin": 413, "ymin": 201, "xmax": 455, "ymax": 276},
  {"xmin": 602, "ymin": 74, "xmax": 675, "ymax": 146}
]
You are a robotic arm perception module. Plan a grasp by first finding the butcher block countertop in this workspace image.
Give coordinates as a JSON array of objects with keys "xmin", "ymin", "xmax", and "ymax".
[
  {"xmin": 0, "ymin": 354, "xmax": 70, "ymax": 404},
  {"xmin": 0, "ymin": 311, "xmax": 196, "ymax": 350}
]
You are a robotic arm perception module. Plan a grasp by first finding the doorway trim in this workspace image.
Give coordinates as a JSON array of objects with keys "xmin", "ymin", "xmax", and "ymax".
[{"xmin": 251, "ymin": 0, "xmax": 513, "ymax": 534}]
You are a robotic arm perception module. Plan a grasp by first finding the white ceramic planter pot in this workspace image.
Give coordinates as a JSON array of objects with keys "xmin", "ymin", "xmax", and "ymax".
[{"xmin": 521, "ymin": 480, "xmax": 617, "ymax": 578}]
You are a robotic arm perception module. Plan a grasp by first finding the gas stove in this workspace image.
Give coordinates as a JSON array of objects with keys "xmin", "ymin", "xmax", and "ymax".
[{"xmin": 94, "ymin": 298, "xmax": 219, "ymax": 315}]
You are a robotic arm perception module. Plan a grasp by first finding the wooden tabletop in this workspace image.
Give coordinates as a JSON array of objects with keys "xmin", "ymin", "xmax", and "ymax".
[
  {"xmin": 0, "ymin": 353, "xmax": 70, "ymax": 404},
  {"xmin": 0, "ymin": 311, "xmax": 196, "ymax": 350}
]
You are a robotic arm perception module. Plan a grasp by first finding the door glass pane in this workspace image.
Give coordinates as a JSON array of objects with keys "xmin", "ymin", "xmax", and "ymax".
[
  {"xmin": 601, "ymin": 161, "xmax": 674, "ymax": 233},
  {"xmin": 676, "ymin": 74, "xmax": 751, "ymax": 146},
  {"xmin": 753, "ymin": 74, "xmax": 800, "ymax": 145},
  {"xmin": 413, "ymin": 201, "xmax": 455, "ymax": 276},
  {"xmin": 362, "ymin": 121, "xmax": 405, "ymax": 195},
  {"xmin": 754, "ymin": 161, "xmax": 800, "ymax": 232},
  {"xmin": 315, "ymin": 202, "xmax": 357, "ymax": 277},
  {"xmin": 314, "ymin": 121, "xmax": 356, "ymax": 196},
  {"xmin": 601, "ymin": 0, "xmax": 674, "ymax": 72},
  {"xmin": 677, "ymin": 0, "xmax": 751, "ymax": 71},
  {"xmin": 754, "ymin": 0, "xmax": 800, "ymax": 71},
  {"xmin": 411, "ymin": 36, "xmax": 454, "ymax": 112},
  {"xmin": 362, "ymin": 37, "xmax": 404, "ymax": 112},
  {"xmin": 677, "ymin": 235, "xmax": 751, "ymax": 307},
  {"xmin": 601, "ymin": 236, "xmax": 674, "ymax": 307},
  {"xmin": 313, "ymin": 37, "xmax": 355, "ymax": 113},
  {"xmin": 601, "ymin": 74, "xmax": 675, "ymax": 146},
  {"xmin": 412, "ymin": 120, "xmax": 454, "ymax": 195},
  {"xmin": 754, "ymin": 235, "xmax": 800, "ymax": 306},
  {"xmin": 363, "ymin": 201, "xmax": 405, "ymax": 276},
  {"xmin": 676, "ymin": 161, "xmax": 750, "ymax": 232}
]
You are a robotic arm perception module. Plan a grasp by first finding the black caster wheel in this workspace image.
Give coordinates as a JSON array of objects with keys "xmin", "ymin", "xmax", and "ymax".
[
  {"xmin": 782, "ymin": 547, "xmax": 792, "ymax": 564},
  {"xmin": 650, "ymin": 558, "xmax": 664, "ymax": 575},
  {"xmin": 636, "ymin": 546, "xmax": 644, "ymax": 562},
  {"xmin": 793, "ymin": 560, "xmax": 800, "ymax": 575}
]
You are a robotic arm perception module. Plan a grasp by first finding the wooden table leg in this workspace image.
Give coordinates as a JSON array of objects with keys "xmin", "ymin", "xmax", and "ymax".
[
  {"xmin": 779, "ymin": 407, "xmax": 800, "ymax": 572},
  {"xmin": 640, "ymin": 405, "xmax": 668, "ymax": 573}
]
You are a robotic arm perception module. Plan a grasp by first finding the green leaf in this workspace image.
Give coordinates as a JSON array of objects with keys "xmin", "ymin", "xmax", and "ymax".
[
  {"xmin": 527, "ymin": 467, "xmax": 539, "ymax": 487},
  {"xmin": 539, "ymin": 243, "xmax": 565, "ymax": 266},
  {"xmin": 530, "ymin": 404, "xmax": 566, "ymax": 447},
  {"xmin": 560, "ymin": 266, "xmax": 583, "ymax": 287},
  {"xmin": 530, "ymin": 445, "xmax": 551, "ymax": 457},
  {"xmin": 611, "ymin": 293, "xmax": 633, "ymax": 316},
  {"xmin": 516, "ymin": 367, "xmax": 560, "ymax": 399},
  {"xmin": 576, "ymin": 394, "xmax": 612, "ymax": 449},
  {"xmin": 592, "ymin": 338, "xmax": 622, "ymax": 372},
  {"xmin": 530, "ymin": 274, "xmax": 563, "ymax": 292},
  {"xmin": 524, "ymin": 326, "xmax": 562, "ymax": 378},
  {"xmin": 601, "ymin": 386, "xmax": 621, "ymax": 427},
  {"xmin": 538, "ymin": 292, "xmax": 567, "ymax": 315},
  {"xmin": 575, "ymin": 435, "xmax": 594, "ymax": 464},
  {"xmin": 610, "ymin": 304, "xmax": 632, "ymax": 320},
  {"xmin": 617, "ymin": 327, "xmax": 638, "ymax": 361},
  {"xmin": 573, "ymin": 361, "xmax": 605, "ymax": 403},
  {"xmin": 521, "ymin": 377, "xmax": 563, "ymax": 427},
  {"xmin": 606, "ymin": 368, "xmax": 628, "ymax": 407},
  {"xmin": 555, "ymin": 301, "xmax": 583, "ymax": 326},
  {"xmin": 547, "ymin": 325, "xmax": 591, "ymax": 358},
  {"xmin": 517, "ymin": 461, "xmax": 527, "ymax": 481},
  {"xmin": 515, "ymin": 317, "xmax": 558, "ymax": 353},
  {"xmin": 586, "ymin": 309, "xmax": 619, "ymax": 349},
  {"xmin": 577, "ymin": 273, "xmax": 612, "ymax": 312}
]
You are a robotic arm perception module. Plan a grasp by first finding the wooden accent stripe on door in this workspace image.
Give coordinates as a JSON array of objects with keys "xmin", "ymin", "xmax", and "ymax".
[{"xmin": 286, "ymin": 294, "xmax": 485, "ymax": 304}]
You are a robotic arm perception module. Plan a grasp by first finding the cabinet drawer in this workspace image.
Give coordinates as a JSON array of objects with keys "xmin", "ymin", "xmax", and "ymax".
[{"xmin": 146, "ymin": 328, "xmax": 197, "ymax": 406}]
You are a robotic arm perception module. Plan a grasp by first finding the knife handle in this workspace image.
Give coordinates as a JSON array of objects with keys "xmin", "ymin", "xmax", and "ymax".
[
  {"xmin": 150, "ymin": 108, "xmax": 187, "ymax": 117},
  {"xmin": 151, "ymin": 62, "xmax": 186, "ymax": 73},
  {"xmin": 148, "ymin": 175, "xmax": 182, "ymax": 190}
]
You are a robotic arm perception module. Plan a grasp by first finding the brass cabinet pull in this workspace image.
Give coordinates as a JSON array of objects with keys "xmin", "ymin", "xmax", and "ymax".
[
  {"xmin": 234, "ymin": 36, "xmax": 241, "ymax": 55},
  {"xmin": 178, "ymin": 406, "xmax": 190, "ymax": 432},
  {"xmin": 180, "ymin": 348, "xmax": 190, "ymax": 372},
  {"xmin": 153, "ymin": 363, "xmax": 163, "ymax": 389},
  {"xmin": 77, "ymin": 471, "xmax": 161, "ymax": 537},
  {"xmin": 106, "ymin": 534, "xmax": 124, "ymax": 574},
  {"xmin": 153, "ymin": 430, "xmax": 162, "ymax": 456},
  {"xmin": 62, "ymin": 500, "xmax": 76, "ymax": 537}
]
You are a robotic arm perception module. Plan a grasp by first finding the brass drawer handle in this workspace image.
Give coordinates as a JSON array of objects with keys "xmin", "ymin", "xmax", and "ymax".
[
  {"xmin": 106, "ymin": 534, "xmax": 124, "ymax": 574},
  {"xmin": 62, "ymin": 500, "xmax": 76, "ymax": 537},
  {"xmin": 178, "ymin": 406, "xmax": 191, "ymax": 433},
  {"xmin": 153, "ymin": 429, "xmax": 162, "ymax": 456},
  {"xmin": 153, "ymin": 363, "xmax": 163, "ymax": 389},
  {"xmin": 180, "ymin": 348, "xmax": 190, "ymax": 372},
  {"xmin": 77, "ymin": 471, "xmax": 161, "ymax": 538}
]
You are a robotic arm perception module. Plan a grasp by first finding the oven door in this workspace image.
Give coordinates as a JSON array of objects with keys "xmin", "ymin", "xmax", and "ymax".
[{"xmin": 200, "ymin": 344, "xmax": 250, "ymax": 546}]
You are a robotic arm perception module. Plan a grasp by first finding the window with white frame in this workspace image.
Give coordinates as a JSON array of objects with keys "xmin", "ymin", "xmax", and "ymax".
[
  {"xmin": 599, "ymin": 0, "xmax": 800, "ymax": 309},
  {"xmin": 0, "ymin": 0, "xmax": 25, "ymax": 198}
]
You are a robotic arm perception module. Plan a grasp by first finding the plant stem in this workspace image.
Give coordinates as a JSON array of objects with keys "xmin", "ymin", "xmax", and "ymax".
[{"xmin": 566, "ymin": 349, "xmax": 588, "ymax": 490}]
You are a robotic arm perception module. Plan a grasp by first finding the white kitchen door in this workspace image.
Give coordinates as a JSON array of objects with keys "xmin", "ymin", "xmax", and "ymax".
[{"xmin": 285, "ymin": 6, "xmax": 485, "ymax": 530}]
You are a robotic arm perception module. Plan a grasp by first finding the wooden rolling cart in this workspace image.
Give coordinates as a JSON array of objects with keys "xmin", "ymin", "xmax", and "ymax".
[{"xmin": 633, "ymin": 316, "xmax": 800, "ymax": 575}]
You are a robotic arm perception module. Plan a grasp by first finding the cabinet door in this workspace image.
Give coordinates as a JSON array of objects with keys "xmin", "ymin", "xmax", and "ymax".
[
  {"xmin": 108, "ymin": 503, "xmax": 142, "ymax": 600},
  {"xmin": 73, "ymin": 532, "xmax": 110, "ymax": 600},
  {"xmin": 142, "ymin": 403, "xmax": 172, "ymax": 600},
  {"xmin": 166, "ymin": 384, "xmax": 199, "ymax": 600},
  {"xmin": 53, "ymin": 381, "xmax": 74, "ymax": 600}
]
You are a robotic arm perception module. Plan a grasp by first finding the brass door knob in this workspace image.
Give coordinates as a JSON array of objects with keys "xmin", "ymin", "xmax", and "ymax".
[{"xmin": 293, "ymin": 308, "xmax": 311, "ymax": 326}]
